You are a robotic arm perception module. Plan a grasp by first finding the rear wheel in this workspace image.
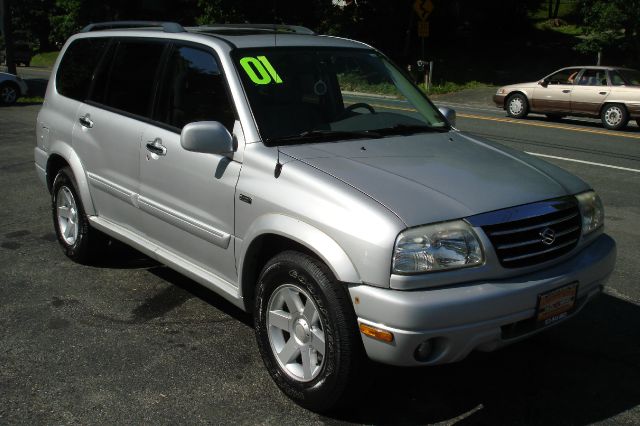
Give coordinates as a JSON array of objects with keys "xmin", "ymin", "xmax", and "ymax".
[
  {"xmin": 52, "ymin": 167, "xmax": 104, "ymax": 263},
  {"xmin": 506, "ymin": 93, "xmax": 529, "ymax": 119},
  {"xmin": 601, "ymin": 104, "xmax": 628, "ymax": 130},
  {"xmin": 254, "ymin": 251, "xmax": 364, "ymax": 412}
]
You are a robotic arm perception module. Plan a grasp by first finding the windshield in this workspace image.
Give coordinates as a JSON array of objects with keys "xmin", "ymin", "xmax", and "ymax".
[{"xmin": 233, "ymin": 47, "xmax": 448, "ymax": 145}]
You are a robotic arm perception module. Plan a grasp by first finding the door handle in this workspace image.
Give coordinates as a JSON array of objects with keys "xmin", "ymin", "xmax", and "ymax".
[
  {"xmin": 146, "ymin": 138, "xmax": 167, "ymax": 156},
  {"xmin": 599, "ymin": 91, "xmax": 608, "ymax": 95},
  {"xmin": 562, "ymin": 89, "xmax": 571, "ymax": 93},
  {"xmin": 78, "ymin": 114, "xmax": 94, "ymax": 128}
]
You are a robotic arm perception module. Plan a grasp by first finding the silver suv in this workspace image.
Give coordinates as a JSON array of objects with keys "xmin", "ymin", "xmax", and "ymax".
[{"xmin": 35, "ymin": 22, "xmax": 616, "ymax": 412}]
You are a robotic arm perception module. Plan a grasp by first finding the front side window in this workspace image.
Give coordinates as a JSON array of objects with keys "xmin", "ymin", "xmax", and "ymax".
[
  {"xmin": 56, "ymin": 37, "xmax": 109, "ymax": 101},
  {"xmin": 547, "ymin": 68, "xmax": 580, "ymax": 85},
  {"xmin": 154, "ymin": 45, "xmax": 235, "ymax": 130},
  {"xmin": 233, "ymin": 47, "xmax": 448, "ymax": 144},
  {"xmin": 90, "ymin": 39, "xmax": 166, "ymax": 117}
]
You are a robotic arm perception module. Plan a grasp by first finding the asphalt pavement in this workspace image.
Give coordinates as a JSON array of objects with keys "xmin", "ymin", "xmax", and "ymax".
[{"xmin": 1, "ymin": 83, "xmax": 639, "ymax": 424}]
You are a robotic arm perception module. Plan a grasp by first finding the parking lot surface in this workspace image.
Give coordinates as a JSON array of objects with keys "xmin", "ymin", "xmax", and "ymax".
[{"xmin": 1, "ymin": 99, "xmax": 639, "ymax": 425}]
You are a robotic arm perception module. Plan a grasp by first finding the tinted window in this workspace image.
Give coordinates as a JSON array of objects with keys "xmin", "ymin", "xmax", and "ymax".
[
  {"xmin": 609, "ymin": 71, "xmax": 626, "ymax": 86},
  {"xmin": 618, "ymin": 69, "xmax": 640, "ymax": 86},
  {"xmin": 155, "ymin": 46, "xmax": 235, "ymax": 130},
  {"xmin": 92, "ymin": 40, "xmax": 166, "ymax": 117},
  {"xmin": 576, "ymin": 69, "xmax": 607, "ymax": 86},
  {"xmin": 56, "ymin": 38, "xmax": 109, "ymax": 101}
]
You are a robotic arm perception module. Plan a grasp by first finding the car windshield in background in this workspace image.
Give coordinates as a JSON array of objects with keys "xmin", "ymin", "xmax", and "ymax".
[{"xmin": 233, "ymin": 47, "xmax": 447, "ymax": 145}]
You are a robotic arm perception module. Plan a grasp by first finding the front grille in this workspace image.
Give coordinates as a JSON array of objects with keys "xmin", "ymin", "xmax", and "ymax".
[{"xmin": 471, "ymin": 198, "xmax": 582, "ymax": 269}]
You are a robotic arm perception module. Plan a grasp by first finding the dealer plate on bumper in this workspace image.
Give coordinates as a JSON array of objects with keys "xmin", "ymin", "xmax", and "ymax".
[{"xmin": 536, "ymin": 282, "xmax": 578, "ymax": 326}]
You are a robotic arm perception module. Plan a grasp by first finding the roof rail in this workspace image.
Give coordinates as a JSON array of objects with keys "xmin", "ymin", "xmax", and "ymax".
[
  {"xmin": 193, "ymin": 23, "xmax": 315, "ymax": 35},
  {"xmin": 80, "ymin": 21, "xmax": 186, "ymax": 33}
]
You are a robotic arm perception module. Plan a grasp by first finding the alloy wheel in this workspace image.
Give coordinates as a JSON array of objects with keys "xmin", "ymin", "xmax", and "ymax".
[{"xmin": 267, "ymin": 284, "xmax": 326, "ymax": 382}]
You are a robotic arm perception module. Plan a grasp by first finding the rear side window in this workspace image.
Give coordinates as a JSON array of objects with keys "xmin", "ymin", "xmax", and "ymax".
[
  {"xmin": 56, "ymin": 38, "xmax": 109, "ymax": 101},
  {"xmin": 91, "ymin": 39, "xmax": 166, "ymax": 117}
]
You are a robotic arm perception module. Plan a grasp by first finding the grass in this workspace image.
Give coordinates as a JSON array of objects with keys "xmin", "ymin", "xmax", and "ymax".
[
  {"xmin": 17, "ymin": 96, "xmax": 44, "ymax": 104},
  {"xmin": 423, "ymin": 80, "xmax": 489, "ymax": 95},
  {"xmin": 30, "ymin": 51, "xmax": 59, "ymax": 68},
  {"xmin": 339, "ymin": 72, "xmax": 490, "ymax": 97}
]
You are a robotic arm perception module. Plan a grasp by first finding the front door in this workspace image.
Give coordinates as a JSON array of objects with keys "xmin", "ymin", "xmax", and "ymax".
[
  {"xmin": 139, "ymin": 43, "xmax": 241, "ymax": 284},
  {"xmin": 532, "ymin": 68, "xmax": 580, "ymax": 114}
]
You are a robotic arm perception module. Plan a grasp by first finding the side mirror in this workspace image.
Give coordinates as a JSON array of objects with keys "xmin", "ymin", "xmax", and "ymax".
[
  {"xmin": 181, "ymin": 121, "xmax": 234, "ymax": 155},
  {"xmin": 438, "ymin": 106, "xmax": 456, "ymax": 127},
  {"xmin": 538, "ymin": 79, "xmax": 548, "ymax": 87}
]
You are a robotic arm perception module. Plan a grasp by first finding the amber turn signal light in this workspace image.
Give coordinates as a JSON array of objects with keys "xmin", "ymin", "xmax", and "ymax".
[{"xmin": 359, "ymin": 323, "xmax": 394, "ymax": 343}]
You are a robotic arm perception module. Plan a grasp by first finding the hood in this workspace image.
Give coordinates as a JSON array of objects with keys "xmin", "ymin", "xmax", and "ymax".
[
  {"xmin": 280, "ymin": 131, "xmax": 589, "ymax": 226},
  {"xmin": 500, "ymin": 81, "xmax": 538, "ymax": 91}
]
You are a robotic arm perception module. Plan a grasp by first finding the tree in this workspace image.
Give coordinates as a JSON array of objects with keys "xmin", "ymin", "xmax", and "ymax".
[
  {"xmin": 576, "ymin": 0, "xmax": 640, "ymax": 66},
  {"xmin": 548, "ymin": 0, "xmax": 561, "ymax": 19}
]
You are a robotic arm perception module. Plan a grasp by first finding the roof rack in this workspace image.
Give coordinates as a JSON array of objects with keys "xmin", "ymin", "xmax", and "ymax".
[
  {"xmin": 80, "ymin": 21, "xmax": 186, "ymax": 33},
  {"xmin": 192, "ymin": 23, "xmax": 315, "ymax": 35}
]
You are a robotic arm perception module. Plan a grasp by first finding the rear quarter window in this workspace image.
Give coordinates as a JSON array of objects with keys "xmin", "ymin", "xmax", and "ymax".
[{"xmin": 56, "ymin": 38, "xmax": 110, "ymax": 101}]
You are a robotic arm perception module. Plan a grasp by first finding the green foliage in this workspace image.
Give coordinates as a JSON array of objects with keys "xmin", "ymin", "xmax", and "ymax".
[
  {"xmin": 30, "ymin": 51, "xmax": 60, "ymax": 68},
  {"xmin": 424, "ymin": 81, "xmax": 488, "ymax": 95},
  {"xmin": 337, "ymin": 73, "xmax": 400, "ymax": 97},
  {"xmin": 17, "ymin": 96, "xmax": 45, "ymax": 104},
  {"xmin": 576, "ymin": 0, "xmax": 640, "ymax": 65}
]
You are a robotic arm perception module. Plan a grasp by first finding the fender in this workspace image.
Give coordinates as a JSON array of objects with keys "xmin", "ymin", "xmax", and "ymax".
[
  {"xmin": 48, "ymin": 140, "xmax": 96, "ymax": 216},
  {"xmin": 238, "ymin": 214, "xmax": 361, "ymax": 285}
]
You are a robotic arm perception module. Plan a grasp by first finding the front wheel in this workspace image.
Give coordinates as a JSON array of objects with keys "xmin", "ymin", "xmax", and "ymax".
[
  {"xmin": 506, "ymin": 93, "xmax": 529, "ymax": 119},
  {"xmin": 601, "ymin": 104, "xmax": 628, "ymax": 130},
  {"xmin": 52, "ymin": 167, "xmax": 104, "ymax": 263},
  {"xmin": 254, "ymin": 251, "xmax": 364, "ymax": 412}
]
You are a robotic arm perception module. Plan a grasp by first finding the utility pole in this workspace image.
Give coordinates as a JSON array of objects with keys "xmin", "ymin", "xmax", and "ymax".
[{"xmin": 1, "ymin": 0, "xmax": 17, "ymax": 75}]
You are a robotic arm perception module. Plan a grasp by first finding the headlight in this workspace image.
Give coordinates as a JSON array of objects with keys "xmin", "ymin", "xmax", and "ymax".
[
  {"xmin": 392, "ymin": 220, "xmax": 484, "ymax": 274},
  {"xmin": 497, "ymin": 88, "xmax": 507, "ymax": 95},
  {"xmin": 576, "ymin": 191, "xmax": 604, "ymax": 235}
]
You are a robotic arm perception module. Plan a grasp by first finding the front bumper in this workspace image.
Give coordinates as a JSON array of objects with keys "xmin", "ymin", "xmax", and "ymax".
[
  {"xmin": 493, "ymin": 94, "xmax": 506, "ymax": 108},
  {"xmin": 349, "ymin": 233, "xmax": 616, "ymax": 366}
]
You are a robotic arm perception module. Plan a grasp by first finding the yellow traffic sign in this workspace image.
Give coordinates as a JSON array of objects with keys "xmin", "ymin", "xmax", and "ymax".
[
  {"xmin": 418, "ymin": 20, "xmax": 429, "ymax": 38},
  {"xmin": 413, "ymin": 0, "xmax": 434, "ymax": 21}
]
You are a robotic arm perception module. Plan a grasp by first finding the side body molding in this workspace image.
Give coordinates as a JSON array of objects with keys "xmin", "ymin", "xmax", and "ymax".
[
  {"xmin": 238, "ymin": 214, "xmax": 361, "ymax": 286},
  {"xmin": 48, "ymin": 140, "xmax": 96, "ymax": 216}
]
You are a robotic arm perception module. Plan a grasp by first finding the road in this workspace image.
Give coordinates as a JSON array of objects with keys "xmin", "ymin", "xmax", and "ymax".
[{"xmin": 1, "ymin": 89, "xmax": 639, "ymax": 425}]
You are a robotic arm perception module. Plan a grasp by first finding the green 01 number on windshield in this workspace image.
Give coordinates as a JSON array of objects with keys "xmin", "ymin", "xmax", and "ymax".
[{"xmin": 240, "ymin": 56, "xmax": 283, "ymax": 85}]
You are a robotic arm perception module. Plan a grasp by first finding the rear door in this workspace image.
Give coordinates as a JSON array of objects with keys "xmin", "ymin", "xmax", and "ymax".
[
  {"xmin": 570, "ymin": 68, "xmax": 610, "ymax": 115},
  {"xmin": 73, "ymin": 38, "xmax": 168, "ymax": 231},
  {"xmin": 532, "ymin": 68, "xmax": 580, "ymax": 113},
  {"xmin": 138, "ymin": 43, "xmax": 241, "ymax": 284}
]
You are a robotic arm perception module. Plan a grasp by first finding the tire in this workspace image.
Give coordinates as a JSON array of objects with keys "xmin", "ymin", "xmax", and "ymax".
[
  {"xmin": 0, "ymin": 82, "xmax": 19, "ymax": 106},
  {"xmin": 506, "ymin": 93, "xmax": 529, "ymax": 119},
  {"xmin": 254, "ymin": 251, "xmax": 364, "ymax": 412},
  {"xmin": 545, "ymin": 114, "xmax": 565, "ymax": 121},
  {"xmin": 52, "ymin": 167, "xmax": 103, "ymax": 263},
  {"xmin": 601, "ymin": 104, "xmax": 629, "ymax": 130}
]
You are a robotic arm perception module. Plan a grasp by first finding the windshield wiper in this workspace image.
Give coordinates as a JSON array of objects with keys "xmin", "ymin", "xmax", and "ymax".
[
  {"xmin": 266, "ymin": 129, "xmax": 383, "ymax": 145},
  {"xmin": 373, "ymin": 124, "xmax": 449, "ymax": 136}
]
